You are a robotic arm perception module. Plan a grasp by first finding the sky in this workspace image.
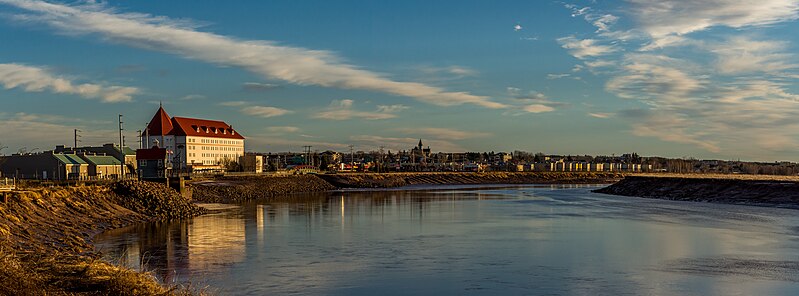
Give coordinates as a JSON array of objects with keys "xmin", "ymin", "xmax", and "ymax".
[{"xmin": 0, "ymin": 0, "xmax": 798, "ymax": 161}]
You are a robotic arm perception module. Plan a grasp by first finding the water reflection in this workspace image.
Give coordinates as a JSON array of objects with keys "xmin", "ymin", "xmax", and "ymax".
[{"xmin": 95, "ymin": 185, "xmax": 799, "ymax": 295}]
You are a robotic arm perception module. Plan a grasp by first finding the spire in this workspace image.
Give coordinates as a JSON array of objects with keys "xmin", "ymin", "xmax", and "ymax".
[
  {"xmin": 418, "ymin": 139, "xmax": 423, "ymax": 149},
  {"xmin": 145, "ymin": 105, "xmax": 173, "ymax": 136}
]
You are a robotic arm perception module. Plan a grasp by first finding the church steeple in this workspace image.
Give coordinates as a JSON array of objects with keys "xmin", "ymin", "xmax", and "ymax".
[{"xmin": 418, "ymin": 139, "xmax": 423, "ymax": 149}]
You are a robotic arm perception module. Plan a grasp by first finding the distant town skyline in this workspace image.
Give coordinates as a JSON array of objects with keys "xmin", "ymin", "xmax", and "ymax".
[{"xmin": 1, "ymin": 0, "xmax": 799, "ymax": 161}]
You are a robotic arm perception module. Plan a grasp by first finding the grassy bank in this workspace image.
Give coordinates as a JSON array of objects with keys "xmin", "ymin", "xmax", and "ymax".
[{"xmin": 0, "ymin": 180, "xmax": 206, "ymax": 295}]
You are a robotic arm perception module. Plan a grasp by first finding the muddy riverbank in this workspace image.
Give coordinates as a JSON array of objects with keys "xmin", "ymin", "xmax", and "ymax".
[
  {"xmin": 0, "ymin": 180, "xmax": 206, "ymax": 295},
  {"xmin": 190, "ymin": 172, "xmax": 625, "ymax": 203},
  {"xmin": 594, "ymin": 176, "xmax": 799, "ymax": 208}
]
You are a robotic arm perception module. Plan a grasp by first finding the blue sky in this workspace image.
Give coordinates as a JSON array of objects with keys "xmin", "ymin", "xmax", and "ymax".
[{"xmin": 1, "ymin": 0, "xmax": 798, "ymax": 161}]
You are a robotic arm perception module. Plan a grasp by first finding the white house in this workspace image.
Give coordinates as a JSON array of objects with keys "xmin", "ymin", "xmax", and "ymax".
[{"xmin": 143, "ymin": 105, "xmax": 245, "ymax": 171}]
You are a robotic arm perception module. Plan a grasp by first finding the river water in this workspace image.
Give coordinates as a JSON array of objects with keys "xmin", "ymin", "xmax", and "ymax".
[{"xmin": 95, "ymin": 185, "xmax": 799, "ymax": 295}]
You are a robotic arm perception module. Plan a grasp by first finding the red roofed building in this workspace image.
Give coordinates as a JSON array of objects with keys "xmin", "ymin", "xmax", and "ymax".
[{"xmin": 143, "ymin": 105, "xmax": 245, "ymax": 171}]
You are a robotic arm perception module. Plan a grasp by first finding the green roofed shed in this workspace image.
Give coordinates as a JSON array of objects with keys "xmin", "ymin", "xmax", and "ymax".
[
  {"xmin": 53, "ymin": 154, "xmax": 87, "ymax": 165},
  {"xmin": 81, "ymin": 155, "xmax": 121, "ymax": 166}
]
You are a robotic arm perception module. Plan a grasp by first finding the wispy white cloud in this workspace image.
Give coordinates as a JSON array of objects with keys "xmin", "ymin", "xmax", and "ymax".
[
  {"xmin": 0, "ymin": 0, "xmax": 504, "ymax": 108},
  {"xmin": 708, "ymin": 36, "xmax": 798, "ymax": 75},
  {"xmin": 547, "ymin": 73, "xmax": 571, "ymax": 79},
  {"xmin": 557, "ymin": 36, "xmax": 617, "ymax": 59},
  {"xmin": 242, "ymin": 82, "xmax": 280, "ymax": 91},
  {"xmin": 266, "ymin": 126, "xmax": 300, "ymax": 133},
  {"xmin": 242, "ymin": 106, "xmax": 292, "ymax": 118},
  {"xmin": 376, "ymin": 104, "xmax": 410, "ymax": 113},
  {"xmin": 588, "ymin": 112, "xmax": 613, "ymax": 118},
  {"xmin": 220, "ymin": 101, "xmax": 292, "ymax": 118},
  {"xmin": 606, "ymin": 54, "xmax": 704, "ymax": 103},
  {"xmin": 180, "ymin": 94, "xmax": 205, "ymax": 100},
  {"xmin": 607, "ymin": 54, "xmax": 799, "ymax": 156},
  {"xmin": 313, "ymin": 99, "xmax": 406, "ymax": 120},
  {"xmin": 521, "ymin": 104, "xmax": 555, "ymax": 113},
  {"xmin": 417, "ymin": 65, "xmax": 479, "ymax": 79},
  {"xmin": 592, "ymin": 14, "xmax": 619, "ymax": 32},
  {"xmin": 0, "ymin": 63, "xmax": 138, "ymax": 102},
  {"xmin": 219, "ymin": 101, "xmax": 247, "ymax": 107},
  {"xmin": 629, "ymin": 0, "xmax": 799, "ymax": 49},
  {"xmin": 0, "ymin": 112, "xmax": 126, "ymax": 153}
]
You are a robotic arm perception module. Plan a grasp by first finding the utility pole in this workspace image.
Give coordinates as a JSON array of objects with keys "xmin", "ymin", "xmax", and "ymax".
[
  {"xmin": 302, "ymin": 145, "xmax": 312, "ymax": 166},
  {"xmin": 74, "ymin": 129, "xmax": 81, "ymax": 148},
  {"xmin": 349, "ymin": 145, "xmax": 354, "ymax": 171},
  {"xmin": 136, "ymin": 130, "xmax": 142, "ymax": 149},
  {"xmin": 118, "ymin": 114, "xmax": 124, "ymax": 179},
  {"xmin": 379, "ymin": 146, "xmax": 385, "ymax": 173}
]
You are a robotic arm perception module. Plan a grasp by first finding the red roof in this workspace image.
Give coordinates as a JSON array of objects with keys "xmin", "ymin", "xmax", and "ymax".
[
  {"xmin": 136, "ymin": 147, "xmax": 167, "ymax": 160},
  {"xmin": 146, "ymin": 106, "xmax": 173, "ymax": 136},
  {"xmin": 169, "ymin": 116, "xmax": 245, "ymax": 139}
]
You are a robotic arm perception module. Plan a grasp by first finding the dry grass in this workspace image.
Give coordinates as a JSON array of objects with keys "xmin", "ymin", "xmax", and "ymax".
[
  {"xmin": 0, "ymin": 247, "xmax": 208, "ymax": 296},
  {"xmin": 0, "ymin": 182, "xmax": 209, "ymax": 295}
]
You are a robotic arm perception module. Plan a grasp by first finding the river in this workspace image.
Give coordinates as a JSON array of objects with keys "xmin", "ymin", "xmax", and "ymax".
[{"xmin": 95, "ymin": 185, "xmax": 799, "ymax": 295}]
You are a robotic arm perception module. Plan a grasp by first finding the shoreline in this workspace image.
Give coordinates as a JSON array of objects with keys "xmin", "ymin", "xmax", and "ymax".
[
  {"xmin": 0, "ymin": 180, "xmax": 206, "ymax": 295},
  {"xmin": 5, "ymin": 172, "xmax": 799, "ymax": 294},
  {"xmin": 594, "ymin": 175, "xmax": 799, "ymax": 209},
  {"xmin": 190, "ymin": 171, "xmax": 625, "ymax": 203}
]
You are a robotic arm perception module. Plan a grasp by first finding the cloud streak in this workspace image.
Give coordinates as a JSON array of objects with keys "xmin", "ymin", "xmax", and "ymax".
[
  {"xmin": 313, "ymin": 99, "xmax": 406, "ymax": 120},
  {"xmin": 220, "ymin": 101, "xmax": 292, "ymax": 118},
  {"xmin": 629, "ymin": 0, "xmax": 799, "ymax": 49},
  {"xmin": 0, "ymin": 63, "xmax": 138, "ymax": 102},
  {"xmin": 0, "ymin": 0, "xmax": 504, "ymax": 109},
  {"xmin": 557, "ymin": 36, "xmax": 617, "ymax": 59}
]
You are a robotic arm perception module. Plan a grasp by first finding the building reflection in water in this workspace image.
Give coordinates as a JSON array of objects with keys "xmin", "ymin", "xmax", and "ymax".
[
  {"xmin": 95, "ymin": 212, "xmax": 246, "ymax": 283},
  {"xmin": 94, "ymin": 186, "xmax": 533, "ymax": 285}
]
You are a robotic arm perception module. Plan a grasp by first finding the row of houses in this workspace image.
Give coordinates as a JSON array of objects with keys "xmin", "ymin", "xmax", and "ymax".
[
  {"xmin": 515, "ymin": 162, "xmax": 649, "ymax": 172},
  {"xmin": 0, "ymin": 149, "xmax": 128, "ymax": 180}
]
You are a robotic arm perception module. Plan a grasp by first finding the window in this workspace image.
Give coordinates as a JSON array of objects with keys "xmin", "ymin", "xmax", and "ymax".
[
  {"xmin": 157, "ymin": 159, "xmax": 163, "ymax": 167},
  {"xmin": 139, "ymin": 160, "xmax": 147, "ymax": 167}
]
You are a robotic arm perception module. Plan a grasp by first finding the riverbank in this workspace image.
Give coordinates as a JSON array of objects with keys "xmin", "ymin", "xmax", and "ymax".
[
  {"xmin": 190, "ymin": 175, "xmax": 336, "ymax": 203},
  {"xmin": 594, "ymin": 175, "xmax": 799, "ymax": 208},
  {"xmin": 190, "ymin": 172, "xmax": 625, "ymax": 203},
  {"xmin": 318, "ymin": 172, "xmax": 625, "ymax": 188},
  {"xmin": 0, "ymin": 180, "xmax": 206, "ymax": 295}
]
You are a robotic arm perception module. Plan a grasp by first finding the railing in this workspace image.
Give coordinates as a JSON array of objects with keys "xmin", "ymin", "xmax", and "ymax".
[{"xmin": 0, "ymin": 178, "xmax": 15, "ymax": 191}]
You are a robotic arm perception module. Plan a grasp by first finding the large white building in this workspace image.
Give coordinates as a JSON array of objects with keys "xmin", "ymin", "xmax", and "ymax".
[{"xmin": 143, "ymin": 106, "xmax": 245, "ymax": 171}]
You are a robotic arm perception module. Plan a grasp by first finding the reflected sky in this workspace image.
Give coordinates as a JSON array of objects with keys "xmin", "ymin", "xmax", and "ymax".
[{"xmin": 95, "ymin": 185, "xmax": 799, "ymax": 295}]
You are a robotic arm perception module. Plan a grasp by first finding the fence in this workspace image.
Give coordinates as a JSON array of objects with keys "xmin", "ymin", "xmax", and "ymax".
[{"xmin": 0, "ymin": 178, "xmax": 15, "ymax": 191}]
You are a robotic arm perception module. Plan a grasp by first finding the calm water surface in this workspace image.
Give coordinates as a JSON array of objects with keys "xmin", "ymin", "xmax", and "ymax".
[{"xmin": 95, "ymin": 185, "xmax": 799, "ymax": 295}]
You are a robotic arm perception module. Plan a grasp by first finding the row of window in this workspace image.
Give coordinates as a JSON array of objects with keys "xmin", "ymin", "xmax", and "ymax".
[
  {"xmin": 138, "ymin": 160, "xmax": 164, "ymax": 167},
  {"xmin": 188, "ymin": 138, "xmax": 242, "ymax": 145},
  {"xmin": 199, "ymin": 153, "xmax": 238, "ymax": 158}
]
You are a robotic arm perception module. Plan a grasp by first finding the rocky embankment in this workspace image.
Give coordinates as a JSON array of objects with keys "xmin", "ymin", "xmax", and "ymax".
[
  {"xmin": 0, "ymin": 180, "xmax": 205, "ymax": 295},
  {"xmin": 191, "ymin": 175, "xmax": 336, "ymax": 203},
  {"xmin": 190, "ymin": 172, "xmax": 625, "ymax": 203},
  {"xmin": 594, "ymin": 176, "xmax": 799, "ymax": 208},
  {"xmin": 318, "ymin": 172, "xmax": 625, "ymax": 188}
]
